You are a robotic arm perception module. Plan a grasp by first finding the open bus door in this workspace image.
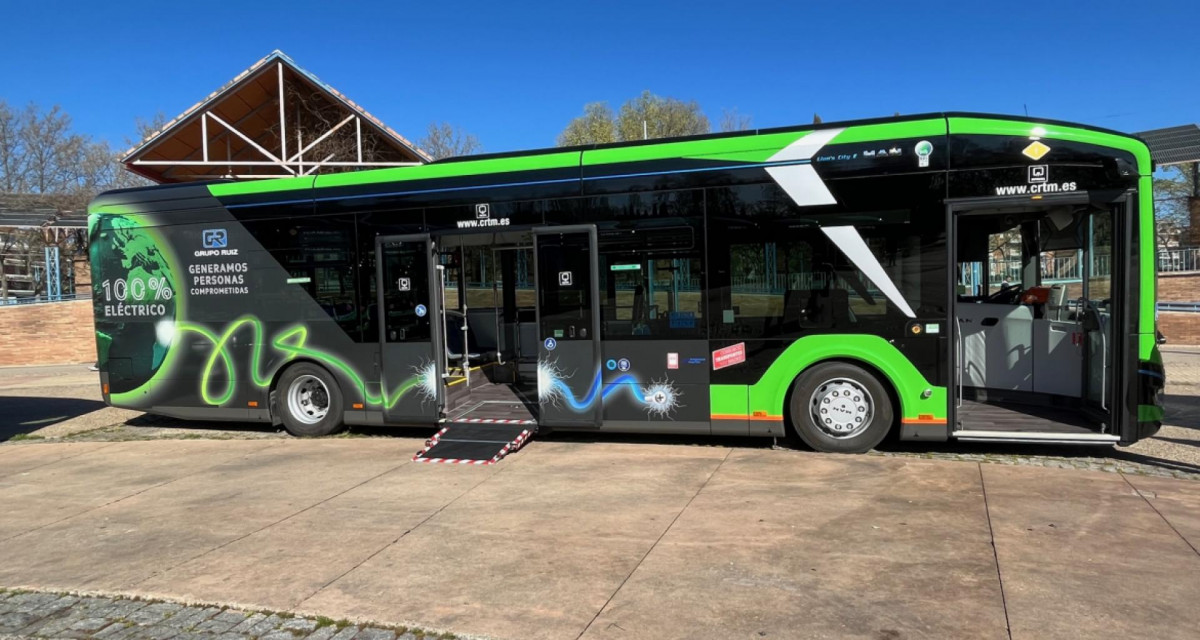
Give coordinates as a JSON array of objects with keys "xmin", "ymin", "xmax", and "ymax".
[
  {"xmin": 948, "ymin": 193, "xmax": 1129, "ymax": 443},
  {"xmin": 375, "ymin": 234, "xmax": 444, "ymax": 425},
  {"xmin": 534, "ymin": 226, "xmax": 602, "ymax": 428}
]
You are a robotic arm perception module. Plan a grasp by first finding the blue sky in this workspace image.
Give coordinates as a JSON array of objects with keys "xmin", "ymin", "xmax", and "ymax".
[{"xmin": 0, "ymin": 1, "xmax": 1196, "ymax": 153}]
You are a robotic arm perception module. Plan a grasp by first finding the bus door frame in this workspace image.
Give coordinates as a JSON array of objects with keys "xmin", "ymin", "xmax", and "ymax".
[
  {"xmin": 945, "ymin": 191, "xmax": 1133, "ymax": 440},
  {"xmin": 533, "ymin": 224, "xmax": 603, "ymax": 428},
  {"xmin": 375, "ymin": 233, "xmax": 445, "ymax": 425}
]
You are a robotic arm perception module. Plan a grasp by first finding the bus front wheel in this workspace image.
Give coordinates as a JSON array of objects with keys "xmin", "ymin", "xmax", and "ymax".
[
  {"xmin": 277, "ymin": 363, "xmax": 346, "ymax": 437},
  {"xmin": 787, "ymin": 362, "xmax": 893, "ymax": 454}
]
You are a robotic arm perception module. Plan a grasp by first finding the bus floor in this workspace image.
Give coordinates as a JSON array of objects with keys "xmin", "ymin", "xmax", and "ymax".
[
  {"xmin": 955, "ymin": 398, "xmax": 1098, "ymax": 434},
  {"xmin": 443, "ymin": 365, "xmax": 538, "ymax": 424}
]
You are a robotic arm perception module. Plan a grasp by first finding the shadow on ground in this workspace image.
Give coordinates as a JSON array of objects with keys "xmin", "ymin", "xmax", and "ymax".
[{"xmin": 0, "ymin": 396, "xmax": 107, "ymax": 441}]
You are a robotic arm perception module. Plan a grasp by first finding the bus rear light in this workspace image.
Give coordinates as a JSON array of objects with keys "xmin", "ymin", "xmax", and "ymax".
[
  {"xmin": 352, "ymin": 403, "xmax": 364, "ymax": 409},
  {"xmin": 102, "ymin": 383, "xmax": 109, "ymax": 394},
  {"xmin": 248, "ymin": 401, "xmax": 258, "ymax": 407}
]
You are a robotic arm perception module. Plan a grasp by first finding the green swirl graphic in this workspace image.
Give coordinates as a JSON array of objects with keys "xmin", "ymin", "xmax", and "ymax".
[{"xmin": 178, "ymin": 315, "xmax": 425, "ymax": 408}]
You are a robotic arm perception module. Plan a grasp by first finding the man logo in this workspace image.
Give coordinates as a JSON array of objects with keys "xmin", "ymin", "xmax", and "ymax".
[
  {"xmin": 475, "ymin": 203, "xmax": 490, "ymax": 219},
  {"xmin": 202, "ymin": 229, "xmax": 228, "ymax": 249}
]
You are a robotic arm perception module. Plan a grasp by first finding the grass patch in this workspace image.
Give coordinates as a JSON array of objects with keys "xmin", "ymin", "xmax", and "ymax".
[
  {"xmin": 9, "ymin": 433, "xmax": 44, "ymax": 441},
  {"xmin": 314, "ymin": 616, "xmax": 336, "ymax": 629}
]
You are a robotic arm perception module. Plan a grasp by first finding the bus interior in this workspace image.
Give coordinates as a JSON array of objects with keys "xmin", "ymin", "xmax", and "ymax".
[
  {"xmin": 435, "ymin": 230, "xmax": 541, "ymax": 423},
  {"xmin": 952, "ymin": 199, "xmax": 1122, "ymax": 441}
]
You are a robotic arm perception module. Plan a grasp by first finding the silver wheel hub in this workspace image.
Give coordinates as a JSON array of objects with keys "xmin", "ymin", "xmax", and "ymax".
[
  {"xmin": 287, "ymin": 374, "xmax": 330, "ymax": 425},
  {"xmin": 809, "ymin": 377, "xmax": 873, "ymax": 439}
]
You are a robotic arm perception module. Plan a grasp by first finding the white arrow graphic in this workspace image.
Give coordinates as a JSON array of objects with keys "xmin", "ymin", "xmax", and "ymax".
[{"xmin": 763, "ymin": 127, "xmax": 844, "ymax": 207}]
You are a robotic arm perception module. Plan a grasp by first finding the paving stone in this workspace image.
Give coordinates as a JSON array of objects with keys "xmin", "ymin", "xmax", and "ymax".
[
  {"xmin": 281, "ymin": 618, "xmax": 318, "ymax": 634},
  {"xmin": 195, "ymin": 610, "xmax": 246, "ymax": 634},
  {"xmin": 353, "ymin": 629, "xmax": 395, "ymax": 640},
  {"xmin": 19, "ymin": 611, "xmax": 82, "ymax": 637},
  {"xmin": 12, "ymin": 592, "xmax": 58, "ymax": 613},
  {"xmin": 329, "ymin": 626, "xmax": 360, "ymax": 640},
  {"xmin": 227, "ymin": 613, "xmax": 267, "ymax": 635},
  {"xmin": 244, "ymin": 613, "xmax": 284, "ymax": 637},
  {"xmin": 169, "ymin": 607, "xmax": 223, "ymax": 631},
  {"xmin": 141, "ymin": 623, "xmax": 182, "ymax": 640},
  {"xmin": 129, "ymin": 603, "xmax": 185, "ymax": 626},
  {"xmin": 303, "ymin": 625, "xmax": 339, "ymax": 640},
  {"xmin": 73, "ymin": 616, "xmax": 117, "ymax": 632},
  {"xmin": 108, "ymin": 599, "xmax": 150, "ymax": 619},
  {"xmin": 260, "ymin": 630, "xmax": 302, "ymax": 640},
  {"xmin": 0, "ymin": 612, "xmax": 40, "ymax": 633},
  {"xmin": 95, "ymin": 621, "xmax": 141, "ymax": 640},
  {"xmin": 33, "ymin": 594, "xmax": 79, "ymax": 616}
]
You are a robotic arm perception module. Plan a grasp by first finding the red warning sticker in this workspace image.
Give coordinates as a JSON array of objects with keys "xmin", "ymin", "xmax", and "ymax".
[{"xmin": 712, "ymin": 342, "xmax": 746, "ymax": 370}]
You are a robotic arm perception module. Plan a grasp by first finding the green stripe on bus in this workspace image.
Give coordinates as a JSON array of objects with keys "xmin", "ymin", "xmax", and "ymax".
[
  {"xmin": 746, "ymin": 334, "xmax": 947, "ymax": 422},
  {"xmin": 710, "ymin": 384, "xmax": 749, "ymax": 416},
  {"xmin": 208, "ymin": 176, "xmax": 315, "ymax": 197},
  {"xmin": 1138, "ymin": 404, "xmax": 1164, "ymax": 423},
  {"xmin": 312, "ymin": 151, "xmax": 583, "ymax": 189}
]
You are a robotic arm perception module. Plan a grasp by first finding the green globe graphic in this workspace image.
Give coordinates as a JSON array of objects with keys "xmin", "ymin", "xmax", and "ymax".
[{"xmin": 92, "ymin": 215, "xmax": 178, "ymax": 382}]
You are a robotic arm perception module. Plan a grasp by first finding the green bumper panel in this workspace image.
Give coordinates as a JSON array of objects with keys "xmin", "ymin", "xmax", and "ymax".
[{"xmin": 745, "ymin": 335, "xmax": 947, "ymax": 424}]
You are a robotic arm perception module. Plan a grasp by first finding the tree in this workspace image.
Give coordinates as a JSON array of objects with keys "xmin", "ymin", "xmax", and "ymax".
[
  {"xmin": 557, "ymin": 91, "xmax": 710, "ymax": 146},
  {"xmin": 1154, "ymin": 166, "xmax": 1193, "ymax": 248},
  {"xmin": 719, "ymin": 108, "xmax": 753, "ymax": 133},
  {"xmin": 0, "ymin": 101, "xmax": 140, "ymax": 299},
  {"xmin": 557, "ymin": 102, "xmax": 616, "ymax": 147},
  {"xmin": 418, "ymin": 121, "xmax": 482, "ymax": 160},
  {"xmin": 615, "ymin": 91, "xmax": 709, "ymax": 142}
]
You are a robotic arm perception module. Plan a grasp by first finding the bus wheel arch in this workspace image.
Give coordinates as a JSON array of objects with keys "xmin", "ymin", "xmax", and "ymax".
[
  {"xmin": 783, "ymin": 358, "xmax": 899, "ymax": 453},
  {"xmin": 272, "ymin": 360, "xmax": 347, "ymax": 437}
]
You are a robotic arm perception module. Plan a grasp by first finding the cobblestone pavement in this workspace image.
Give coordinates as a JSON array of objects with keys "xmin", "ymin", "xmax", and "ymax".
[{"xmin": 0, "ymin": 590, "xmax": 456, "ymax": 640}]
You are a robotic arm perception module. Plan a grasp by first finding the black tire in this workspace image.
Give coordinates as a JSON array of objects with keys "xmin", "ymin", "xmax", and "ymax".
[
  {"xmin": 787, "ymin": 362, "xmax": 894, "ymax": 454},
  {"xmin": 276, "ymin": 363, "xmax": 345, "ymax": 437}
]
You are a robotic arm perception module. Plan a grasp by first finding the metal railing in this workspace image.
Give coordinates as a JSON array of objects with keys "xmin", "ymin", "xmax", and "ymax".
[
  {"xmin": 1158, "ymin": 247, "xmax": 1200, "ymax": 274},
  {"xmin": 0, "ymin": 291, "xmax": 90, "ymax": 306},
  {"xmin": 1158, "ymin": 301, "xmax": 1200, "ymax": 313}
]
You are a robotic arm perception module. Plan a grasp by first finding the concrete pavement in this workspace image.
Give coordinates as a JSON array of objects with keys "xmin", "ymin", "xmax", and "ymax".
[{"xmin": 1, "ymin": 438, "xmax": 1197, "ymax": 640}]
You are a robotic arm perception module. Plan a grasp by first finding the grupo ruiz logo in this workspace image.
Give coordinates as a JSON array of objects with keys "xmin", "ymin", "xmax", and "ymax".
[
  {"xmin": 202, "ymin": 229, "xmax": 228, "ymax": 249},
  {"xmin": 196, "ymin": 228, "xmax": 238, "ymax": 257}
]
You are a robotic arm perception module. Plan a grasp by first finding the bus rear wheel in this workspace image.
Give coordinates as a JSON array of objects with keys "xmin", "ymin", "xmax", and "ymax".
[
  {"xmin": 277, "ymin": 363, "xmax": 345, "ymax": 437},
  {"xmin": 788, "ymin": 362, "xmax": 893, "ymax": 453}
]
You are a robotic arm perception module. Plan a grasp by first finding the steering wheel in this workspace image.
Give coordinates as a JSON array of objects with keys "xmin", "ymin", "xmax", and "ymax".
[{"xmin": 986, "ymin": 283, "xmax": 1022, "ymax": 304}]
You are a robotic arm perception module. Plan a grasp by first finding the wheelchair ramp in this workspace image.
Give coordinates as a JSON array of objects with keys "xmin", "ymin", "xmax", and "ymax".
[{"xmin": 413, "ymin": 422, "xmax": 534, "ymax": 465}]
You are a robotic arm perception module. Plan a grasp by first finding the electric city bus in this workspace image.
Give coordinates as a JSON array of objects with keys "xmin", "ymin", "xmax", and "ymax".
[{"xmin": 88, "ymin": 113, "xmax": 1165, "ymax": 454}]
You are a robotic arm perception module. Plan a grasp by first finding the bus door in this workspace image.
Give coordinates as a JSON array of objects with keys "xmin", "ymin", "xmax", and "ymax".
[
  {"xmin": 375, "ymin": 234, "xmax": 444, "ymax": 425},
  {"xmin": 534, "ymin": 226, "xmax": 602, "ymax": 427},
  {"xmin": 1079, "ymin": 199, "xmax": 1124, "ymax": 427}
]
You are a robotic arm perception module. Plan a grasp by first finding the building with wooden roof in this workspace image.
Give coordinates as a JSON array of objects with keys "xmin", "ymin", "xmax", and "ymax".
[{"xmin": 121, "ymin": 50, "xmax": 429, "ymax": 183}]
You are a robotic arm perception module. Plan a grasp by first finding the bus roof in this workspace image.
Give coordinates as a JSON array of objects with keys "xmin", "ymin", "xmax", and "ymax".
[{"xmin": 99, "ymin": 111, "xmax": 1151, "ymax": 204}]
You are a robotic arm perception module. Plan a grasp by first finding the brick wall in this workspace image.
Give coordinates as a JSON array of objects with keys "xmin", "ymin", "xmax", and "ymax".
[
  {"xmin": 0, "ymin": 300, "xmax": 96, "ymax": 366},
  {"xmin": 1159, "ymin": 313, "xmax": 1200, "ymax": 346},
  {"xmin": 1158, "ymin": 273, "xmax": 1200, "ymax": 302}
]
